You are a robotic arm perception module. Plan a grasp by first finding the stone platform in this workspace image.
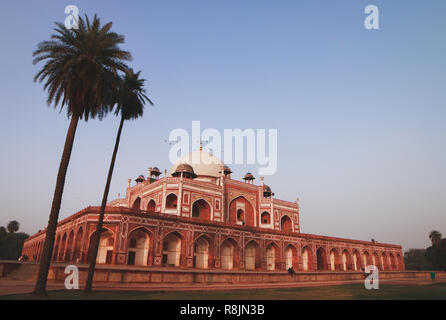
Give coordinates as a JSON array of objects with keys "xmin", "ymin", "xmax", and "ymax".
[{"xmin": 1, "ymin": 261, "xmax": 444, "ymax": 285}]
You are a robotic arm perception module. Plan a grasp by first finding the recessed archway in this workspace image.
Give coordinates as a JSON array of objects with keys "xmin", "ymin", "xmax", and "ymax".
[
  {"xmin": 53, "ymin": 235, "xmax": 61, "ymax": 261},
  {"xmin": 132, "ymin": 197, "xmax": 141, "ymax": 210},
  {"xmin": 285, "ymin": 244, "xmax": 298, "ymax": 270},
  {"xmin": 73, "ymin": 227, "xmax": 84, "ymax": 262},
  {"xmin": 229, "ymin": 196, "xmax": 255, "ymax": 227},
  {"xmin": 244, "ymin": 240, "xmax": 260, "ymax": 270},
  {"xmin": 192, "ymin": 199, "xmax": 211, "ymax": 220},
  {"xmin": 261, "ymin": 212, "xmax": 271, "ymax": 225},
  {"xmin": 329, "ymin": 248, "xmax": 340, "ymax": 271},
  {"xmin": 342, "ymin": 250, "xmax": 352, "ymax": 271},
  {"xmin": 58, "ymin": 233, "xmax": 67, "ymax": 261},
  {"xmin": 301, "ymin": 246, "xmax": 312, "ymax": 271},
  {"xmin": 165, "ymin": 193, "xmax": 178, "ymax": 213},
  {"xmin": 127, "ymin": 228, "xmax": 151, "ymax": 266},
  {"xmin": 162, "ymin": 232, "xmax": 183, "ymax": 267},
  {"xmin": 193, "ymin": 236, "xmax": 212, "ymax": 269},
  {"xmin": 147, "ymin": 199, "xmax": 156, "ymax": 212},
  {"xmin": 280, "ymin": 215, "xmax": 293, "ymax": 232},
  {"xmin": 265, "ymin": 242, "xmax": 280, "ymax": 271},
  {"xmin": 316, "ymin": 247, "xmax": 327, "ymax": 270},
  {"xmin": 221, "ymin": 238, "xmax": 238, "ymax": 270},
  {"xmin": 352, "ymin": 250, "xmax": 361, "ymax": 271}
]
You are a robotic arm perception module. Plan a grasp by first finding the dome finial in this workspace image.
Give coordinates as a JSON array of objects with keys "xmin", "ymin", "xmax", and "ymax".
[{"xmin": 200, "ymin": 138, "xmax": 203, "ymax": 151}]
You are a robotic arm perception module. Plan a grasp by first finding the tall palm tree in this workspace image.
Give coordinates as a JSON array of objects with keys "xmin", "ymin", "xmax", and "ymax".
[
  {"xmin": 32, "ymin": 15, "xmax": 131, "ymax": 295},
  {"xmin": 84, "ymin": 70, "xmax": 153, "ymax": 293},
  {"xmin": 429, "ymin": 230, "xmax": 442, "ymax": 248},
  {"xmin": 7, "ymin": 221, "xmax": 20, "ymax": 234}
]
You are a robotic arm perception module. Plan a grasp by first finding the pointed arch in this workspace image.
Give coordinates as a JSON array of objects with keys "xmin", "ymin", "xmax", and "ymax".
[
  {"xmin": 147, "ymin": 199, "xmax": 156, "ymax": 212},
  {"xmin": 244, "ymin": 240, "xmax": 260, "ymax": 270},
  {"xmin": 329, "ymin": 248, "xmax": 340, "ymax": 271},
  {"xmin": 132, "ymin": 197, "xmax": 141, "ymax": 210},
  {"xmin": 285, "ymin": 244, "xmax": 298, "ymax": 270},
  {"xmin": 193, "ymin": 234, "xmax": 214, "ymax": 269},
  {"xmin": 280, "ymin": 215, "xmax": 293, "ymax": 232},
  {"xmin": 127, "ymin": 227, "xmax": 152, "ymax": 266},
  {"xmin": 352, "ymin": 249, "xmax": 361, "ymax": 271},
  {"xmin": 342, "ymin": 249, "xmax": 352, "ymax": 271},
  {"xmin": 229, "ymin": 196, "xmax": 255, "ymax": 227},
  {"xmin": 73, "ymin": 227, "xmax": 84, "ymax": 262},
  {"xmin": 316, "ymin": 247, "xmax": 328, "ymax": 270},
  {"xmin": 220, "ymin": 237, "xmax": 239, "ymax": 270},
  {"xmin": 162, "ymin": 231, "xmax": 185, "ymax": 267},
  {"xmin": 192, "ymin": 199, "xmax": 212, "ymax": 221},
  {"xmin": 301, "ymin": 245, "xmax": 313, "ymax": 271},
  {"xmin": 265, "ymin": 241, "xmax": 280, "ymax": 270}
]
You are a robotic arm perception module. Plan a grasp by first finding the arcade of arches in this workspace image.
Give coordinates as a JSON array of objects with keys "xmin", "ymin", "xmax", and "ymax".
[{"xmin": 22, "ymin": 212, "xmax": 404, "ymax": 273}]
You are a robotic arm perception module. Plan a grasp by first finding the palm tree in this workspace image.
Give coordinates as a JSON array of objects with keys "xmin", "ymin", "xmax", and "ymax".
[
  {"xmin": 84, "ymin": 70, "xmax": 153, "ymax": 293},
  {"xmin": 32, "ymin": 15, "xmax": 131, "ymax": 295},
  {"xmin": 429, "ymin": 230, "xmax": 442, "ymax": 248},
  {"xmin": 7, "ymin": 221, "xmax": 20, "ymax": 234}
]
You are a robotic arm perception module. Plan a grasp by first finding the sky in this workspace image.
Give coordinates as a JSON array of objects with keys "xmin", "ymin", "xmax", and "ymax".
[{"xmin": 0, "ymin": 0, "xmax": 445, "ymax": 251}]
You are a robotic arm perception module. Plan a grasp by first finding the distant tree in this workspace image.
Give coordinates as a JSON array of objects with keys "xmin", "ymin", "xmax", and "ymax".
[
  {"xmin": 429, "ymin": 230, "xmax": 442, "ymax": 248},
  {"xmin": 0, "ymin": 226, "xmax": 6, "ymax": 238},
  {"xmin": 7, "ymin": 221, "xmax": 19, "ymax": 233},
  {"xmin": 404, "ymin": 249, "xmax": 433, "ymax": 270},
  {"xmin": 0, "ymin": 222, "xmax": 29, "ymax": 260}
]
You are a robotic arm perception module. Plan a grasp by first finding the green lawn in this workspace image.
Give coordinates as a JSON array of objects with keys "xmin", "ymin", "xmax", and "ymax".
[{"xmin": 2, "ymin": 283, "xmax": 446, "ymax": 300}]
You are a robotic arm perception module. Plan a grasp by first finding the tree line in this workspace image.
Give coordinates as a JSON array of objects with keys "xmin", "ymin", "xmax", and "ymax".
[
  {"xmin": 0, "ymin": 221, "xmax": 29, "ymax": 260},
  {"xmin": 404, "ymin": 230, "xmax": 446, "ymax": 271}
]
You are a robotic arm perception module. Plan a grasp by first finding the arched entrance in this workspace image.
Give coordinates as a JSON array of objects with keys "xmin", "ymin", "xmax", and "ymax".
[
  {"xmin": 229, "ymin": 196, "xmax": 255, "ymax": 226},
  {"xmin": 316, "ymin": 247, "xmax": 327, "ymax": 270},
  {"xmin": 147, "ymin": 199, "xmax": 156, "ymax": 212},
  {"xmin": 93, "ymin": 230, "xmax": 114, "ymax": 264},
  {"xmin": 127, "ymin": 228, "xmax": 150, "ymax": 266},
  {"xmin": 329, "ymin": 248, "xmax": 340, "ymax": 271},
  {"xmin": 162, "ymin": 232, "xmax": 182, "ymax": 267},
  {"xmin": 53, "ymin": 235, "xmax": 60, "ymax": 261},
  {"xmin": 73, "ymin": 228, "xmax": 83, "ymax": 262},
  {"xmin": 352, "ymin": 250, "xmax": 361, "ymax": 271},
  {"xmin": 280, "ymin": 215, "xmax": 292, "ymax": 232},
  {"xmin": 58, "ymin": 233, "xmax": 67, "ymax": 261},
  {"xmin": 221, "ymin": 238, "xmax": 238, "ymax": 270},
  {"xmin": 363, "ymin": 251, "xmax": 371, "ymax": 268},
  {"xmin": 245, "ymin": 241, "xmax": 259, "ymax": 270},
  {"xmin": 285, "ymin": 245, "xmax": 298, "ymax": 270},
  {"xmin": 194, "ymin": 236, "xmax": 211, "ymax": 269},
  {"xmin": 192, "ymin": 199, "xmax": 211, "ymax": 220},
  {"xmin": 165, "ymin": 194, "xmax": 178, "ymax": 213},
  {"xmin": 342, "ymin": 250, "xmax": 351, "ymax": 271},
  {"xmin": 302, "ymin": 246, "xmax": 312, "ymax": 271},
  {"xmin": 132, "ymin": 197, "xmax": 141, "ymax": 210},
  {"xmin": 261, "ymin": 212, "xmax": 271, "ymax": 225},
  {"xmin": 265, "ymin": 242, "xmax": 279, "ymax": 271}
]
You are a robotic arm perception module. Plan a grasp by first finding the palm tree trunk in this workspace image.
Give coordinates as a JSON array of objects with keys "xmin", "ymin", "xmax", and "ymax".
[
  {"xmin": 84, "ymin": 116, "xmax": 125, "ymax": 293},
  {"xmin": 33, "ymin": 114, "xmax": 79, "ymax": 295}
]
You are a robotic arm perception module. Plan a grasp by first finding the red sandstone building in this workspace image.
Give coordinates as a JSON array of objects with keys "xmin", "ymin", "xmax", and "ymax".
[{"xmin": 22, "ymin": 150, "xmax": 404, "ymax": 272}]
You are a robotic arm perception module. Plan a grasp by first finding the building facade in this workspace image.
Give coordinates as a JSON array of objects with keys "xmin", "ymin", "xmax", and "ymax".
[{"xmin": 22, "ymin": 150, "xmax": 404, "ymax": 272}]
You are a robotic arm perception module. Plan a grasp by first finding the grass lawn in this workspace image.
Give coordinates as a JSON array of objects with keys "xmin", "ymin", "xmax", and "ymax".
[{"xmin": 1, "ymin": 282, "xmax": 446, "ymax": 300}]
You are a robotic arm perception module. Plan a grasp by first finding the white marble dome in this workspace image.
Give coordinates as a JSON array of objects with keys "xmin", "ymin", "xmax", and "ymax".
[{"xmin": 169, "ymin": 150, "xmax": 225, "ymax": 178}]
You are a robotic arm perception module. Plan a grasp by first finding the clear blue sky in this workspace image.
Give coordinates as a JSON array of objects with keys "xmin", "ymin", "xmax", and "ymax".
[{"xmin": 0, "ymin": 1, "xmax": 445, "ymax": 251}]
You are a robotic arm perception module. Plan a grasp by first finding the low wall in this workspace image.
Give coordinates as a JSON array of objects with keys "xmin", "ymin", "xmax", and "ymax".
[
  {"xmin": 0, "ymin": 261, "xmax": 22, "ymax": 277},
  {"xmin": 44, "ymin": 264, "xmax": 446, "ymax": 284}
]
